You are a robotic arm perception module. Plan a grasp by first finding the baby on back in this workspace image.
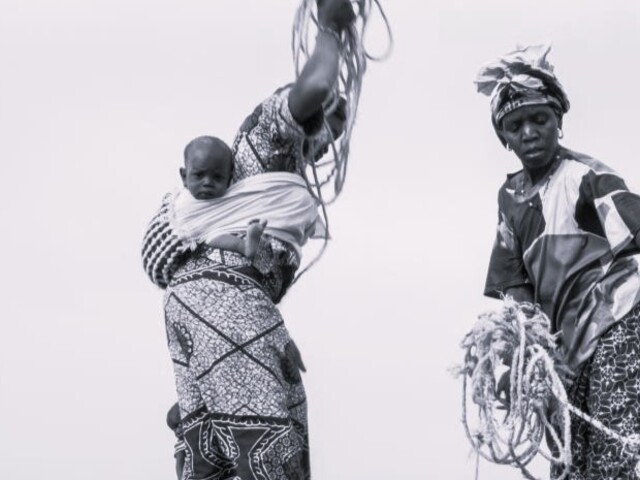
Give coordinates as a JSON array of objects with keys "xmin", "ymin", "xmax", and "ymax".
[{"xmin": 179, "ymin": 135, "xmax": 266, "ymax": 258}]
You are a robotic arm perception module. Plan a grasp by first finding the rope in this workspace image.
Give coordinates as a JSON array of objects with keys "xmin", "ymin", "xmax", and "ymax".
[
  {"xmin": 290, "ymin": 0, "xmax": 393, "ymax": 283},
  {"xmin": 456, "ymin": 298, "xmax": 640, "ymax": 479}
]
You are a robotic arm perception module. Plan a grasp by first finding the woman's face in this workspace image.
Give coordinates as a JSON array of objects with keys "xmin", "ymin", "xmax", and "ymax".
[{"xmin": 499, "ymin": 104, "xmax": 560, "ymax": 174}]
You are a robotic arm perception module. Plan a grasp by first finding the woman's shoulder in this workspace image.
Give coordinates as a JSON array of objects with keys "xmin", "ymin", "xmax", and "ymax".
[
  {"xmin": 498, "ymin": 169, "xmax": 524, "ymax": 195},
  {"xmin": 560, "ymin": 147, "xmax": 616, "ymax": 176}
]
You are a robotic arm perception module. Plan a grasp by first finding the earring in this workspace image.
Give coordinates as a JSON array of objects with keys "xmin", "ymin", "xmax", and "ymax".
[
  {"xmin": 505, "ymin": 144, "xmax": 512, "ymax": 151},
  {"xmin": 558, "ymin": 128, "xmax": 564, "ymax": 139}
]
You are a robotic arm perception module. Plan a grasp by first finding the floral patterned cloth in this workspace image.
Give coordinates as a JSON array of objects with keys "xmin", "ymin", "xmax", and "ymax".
[{"xmin": 552, "ymin": 304, "xmax": 640, "ymax": 479}]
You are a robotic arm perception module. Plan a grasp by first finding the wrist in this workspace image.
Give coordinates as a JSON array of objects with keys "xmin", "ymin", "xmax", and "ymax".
[{"xmin": 317, "ymin": 24, "xmax": 342, "ymax": 44}]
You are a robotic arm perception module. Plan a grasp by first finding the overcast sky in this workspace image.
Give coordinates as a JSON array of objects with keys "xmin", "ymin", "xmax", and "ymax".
[{"xmin": 1, "ymin": 0, "xmax": 640, "ymax": 479}]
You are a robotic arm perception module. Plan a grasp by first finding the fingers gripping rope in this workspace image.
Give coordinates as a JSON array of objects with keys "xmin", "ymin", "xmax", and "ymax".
[
  {"xmin": 291, "ymin": 0, "xmax": 393, "ymax": 283},
  {"xmin": 293, "ymin": 0, "xmax": 392, "ymax": 203},
  {"xmin": 456, "ymin": 299, "xmax": 573, "ymax": 479},
  {"xmin": 456, "ymin": 298, "xmax": 640, "ymax": 479}
]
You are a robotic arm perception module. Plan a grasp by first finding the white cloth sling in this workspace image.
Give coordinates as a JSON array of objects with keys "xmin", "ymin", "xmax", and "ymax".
[{"xmin": 170, "ymin": 172, "xmax": 325, "ymax": 258}]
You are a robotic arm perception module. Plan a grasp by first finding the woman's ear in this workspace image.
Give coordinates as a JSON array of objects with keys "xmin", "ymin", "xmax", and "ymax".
[
  {"xmin": 552, "ymin": 108, "xmax": 563, "ymax": 130},
  {"xmin": 496, "ymin": 130, "xmax": 508, "ymax": 149},
  {"xmin": 492, "ymin": 116, "xmax": 508, "ymax": 148}
]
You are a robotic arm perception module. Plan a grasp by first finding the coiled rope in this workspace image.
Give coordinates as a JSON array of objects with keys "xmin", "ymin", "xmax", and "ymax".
[
  {"xmin": 456, "ymin": 298, "xmax": 640, "ymax": 480},
  {"xmin": 291, "ymin": 0, "xmax": 393, "ymax": 282}
]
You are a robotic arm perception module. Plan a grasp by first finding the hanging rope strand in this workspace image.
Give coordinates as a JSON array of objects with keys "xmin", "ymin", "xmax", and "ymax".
[
  {"xmin": 290, "ymin": 0, "xmax": 393, "ymax": 283},
  {"xmin": 292, "ymin": 0, "xmax": 393, "ymax": 200}
]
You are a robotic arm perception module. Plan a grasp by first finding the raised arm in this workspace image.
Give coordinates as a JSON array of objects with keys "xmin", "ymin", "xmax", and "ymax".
[{"xmin": 288, "ymin": 0, "xmax": 355, "ymax": 124}]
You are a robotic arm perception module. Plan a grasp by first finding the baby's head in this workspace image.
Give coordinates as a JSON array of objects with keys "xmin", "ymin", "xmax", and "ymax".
[{"xmin": 180, "ymin": 136, "xmax": 233, "ymax": 200}]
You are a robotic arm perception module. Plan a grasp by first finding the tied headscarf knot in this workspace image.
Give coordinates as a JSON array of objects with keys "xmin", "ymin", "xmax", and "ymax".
[{"xmin": 475, "ymin": 44, "xmax": 570, "ymax": 126}]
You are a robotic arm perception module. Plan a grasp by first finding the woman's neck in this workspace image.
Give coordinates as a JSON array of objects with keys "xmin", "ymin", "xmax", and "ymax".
[{"xmin": 523, "ymin": 147, "xmax": 562, "ymax": 186}]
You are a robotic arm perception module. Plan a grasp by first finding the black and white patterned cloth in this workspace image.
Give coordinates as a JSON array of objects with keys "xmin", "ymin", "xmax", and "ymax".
[
  {"xmin": 144, "ymin": 87, "xmax": 322, "ymax": 479},
  {"xmin": 552, "ymin": 304, "xmax": 640, "ymax": 479},
  {"xmin": 165, "ymin": 247, "xmax": 309, "ymax": 480},
  {"xmin": 142, "ymin": 86, "xmax": 312, "ymax": 293}
]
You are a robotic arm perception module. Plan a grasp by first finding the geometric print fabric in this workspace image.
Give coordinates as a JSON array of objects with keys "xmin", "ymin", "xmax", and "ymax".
[{"xmin": 164, "ymin": 248, "xmax": 309, "ymax": 479}]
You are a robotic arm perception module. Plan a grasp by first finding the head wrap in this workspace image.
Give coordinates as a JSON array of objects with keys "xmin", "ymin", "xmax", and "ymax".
[{"xmin": 475, "ymin": 45, "xmax": 570, "ymax": 138}]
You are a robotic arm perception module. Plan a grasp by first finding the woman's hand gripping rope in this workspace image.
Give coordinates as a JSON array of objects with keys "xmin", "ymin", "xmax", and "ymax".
[
  {"xmin": 456, "ymin": 298, "xmax": 573, "ymax": 480},
  {"xmin": 317, "ymin": 0, "xmax": 356, "ymax": 32},
  {"xmin": 292, "ymin": 0, "xmax": 393, "ymax": 205},
  {"xmin": 456, "ymin": 298, "xmax": 640, "ymax": 479},
  {"xmin": 290, "ymin": 0, "xmax": 392, "ymax": 285}
]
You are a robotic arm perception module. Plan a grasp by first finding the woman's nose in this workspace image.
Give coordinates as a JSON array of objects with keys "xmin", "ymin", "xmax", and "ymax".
[{"xmin": 522, "ymin": 122, "xmax": 538, "ymax": 140}]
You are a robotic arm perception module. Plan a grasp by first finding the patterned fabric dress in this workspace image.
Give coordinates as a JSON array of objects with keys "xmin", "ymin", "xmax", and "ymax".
[
  {"xmin": 146, "ymin": 87, "xmax": 321, "ymax": 480},
  {"xmin": 485, "ymin": 147, "xmax": 640, "ymax": 479},
  {"xmin": 561, "ymin": 304, "xmax": 640, "ymax": 479},
  {"xmin": 165, "ymin": 248, "xmax": 309, "ymax": 480}
]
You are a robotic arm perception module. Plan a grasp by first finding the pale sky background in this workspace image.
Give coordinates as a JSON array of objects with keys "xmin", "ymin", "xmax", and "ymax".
[{"xmin": 1, "ymin": 1, "xmax": 640, "ymax": 479}]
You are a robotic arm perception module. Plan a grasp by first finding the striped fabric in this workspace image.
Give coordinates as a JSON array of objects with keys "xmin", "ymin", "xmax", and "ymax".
[{"xmin": 141, "ymin": 193, "xmax": 190, "ymax": 289}]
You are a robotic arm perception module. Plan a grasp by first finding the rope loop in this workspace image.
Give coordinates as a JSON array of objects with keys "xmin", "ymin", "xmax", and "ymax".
[
  {"xmin": 457, "ymin": 298, "xmax": 573, "ymax": 479},
  {"xmin": 457, "ymin": 297, "xmax": 640, "ymax": 479},
  {"xmin": 290, "ymin": 0, "xmax": 393, "ymax": 283}
]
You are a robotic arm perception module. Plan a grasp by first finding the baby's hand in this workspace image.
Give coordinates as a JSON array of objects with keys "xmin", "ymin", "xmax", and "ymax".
[{"xmin": 245, "ymin": 219, "xmax": 268, "ymax": 259}]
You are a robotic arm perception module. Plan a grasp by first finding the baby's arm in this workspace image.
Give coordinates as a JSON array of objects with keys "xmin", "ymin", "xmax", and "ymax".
[
  {"xmin": 208, "ymin": 234, "xmax": 249, "ymax": 256},
  {"xmin": 208, "ymin": 220, "xmax": 268, "ymax": 259}
]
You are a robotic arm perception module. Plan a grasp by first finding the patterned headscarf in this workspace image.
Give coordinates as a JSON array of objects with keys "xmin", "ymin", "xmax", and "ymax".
[{"xmin": 475, "ymin": 45, "xmax": 570, "ymax": 132}]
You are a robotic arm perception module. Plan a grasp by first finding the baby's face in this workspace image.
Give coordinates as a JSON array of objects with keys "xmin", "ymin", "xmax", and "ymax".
[{"xmin": 181, "ymin": 149, "xmax": 232, "ymax": 200}]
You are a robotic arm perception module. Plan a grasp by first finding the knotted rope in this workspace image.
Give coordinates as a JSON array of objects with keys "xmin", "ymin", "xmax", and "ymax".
[
  {"xmin": 456, "ymin": 298, "xmax": 640, "ymax": 479},
  {"xmin": 291, "ymin": 0, "xmax": 392, "ymax": 282}
]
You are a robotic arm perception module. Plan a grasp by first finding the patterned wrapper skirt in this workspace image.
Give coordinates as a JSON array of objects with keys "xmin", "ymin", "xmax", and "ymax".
[
  {"xmin": 553, "ymin": 303, "xmax": 640, "ymax": 480},
  {"xmin": 164, "ymin": 247, "xmax": 309, "ymax": 480}
]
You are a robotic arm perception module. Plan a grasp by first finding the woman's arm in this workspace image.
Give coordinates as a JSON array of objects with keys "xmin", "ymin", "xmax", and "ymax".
[{"xmin": 288, "ymin": 0, "xmax": 354, "ymax": 124}]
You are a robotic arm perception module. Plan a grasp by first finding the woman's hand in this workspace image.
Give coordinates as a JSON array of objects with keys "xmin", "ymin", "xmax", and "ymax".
[{"xmin": 317, "ymin": 0, "xmax": 356, "ymax": 31}]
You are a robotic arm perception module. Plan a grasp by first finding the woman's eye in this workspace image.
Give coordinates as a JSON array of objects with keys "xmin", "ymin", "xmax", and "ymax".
[{"xmin": 534, "ymin": 114, "xmax": 548, "ymax": 124}]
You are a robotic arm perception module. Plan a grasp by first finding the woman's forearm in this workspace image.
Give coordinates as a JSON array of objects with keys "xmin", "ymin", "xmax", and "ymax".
[{"xmin": 288, "ymin": 29, "xmax": 341, "ymax": 124}]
